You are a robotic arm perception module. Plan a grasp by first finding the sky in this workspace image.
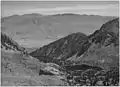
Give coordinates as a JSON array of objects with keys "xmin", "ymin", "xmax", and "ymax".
[{"xmin": 1, "ymin": 1, "xmax": 119, "ymax": 17}]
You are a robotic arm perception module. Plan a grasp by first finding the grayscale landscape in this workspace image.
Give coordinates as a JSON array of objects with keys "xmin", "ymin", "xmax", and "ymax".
[{"xmin": 1, "ymin": 1, "xmax": 119, "ymax": 86}]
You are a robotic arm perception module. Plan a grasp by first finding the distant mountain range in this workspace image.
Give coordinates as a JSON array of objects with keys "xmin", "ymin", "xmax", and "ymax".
[{"xmin": 1, "ymin": 13, "xmax": 115, "ymax": 42}]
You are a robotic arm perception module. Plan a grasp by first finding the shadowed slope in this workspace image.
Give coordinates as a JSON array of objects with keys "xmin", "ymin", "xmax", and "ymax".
[{"xmin": 30, "ymin": 32, "xmax": 88, "ymax": 65}]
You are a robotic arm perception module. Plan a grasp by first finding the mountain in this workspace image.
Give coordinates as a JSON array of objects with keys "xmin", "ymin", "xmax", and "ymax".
[
  {"xmin": 73, "ymin": 18, "xmax": 119, "ymax": 70},
  {"xmin": 1, "ymin": 13, "xmax": 115, "ymax": 47},
  {"xmin": 30, "ymin": 32, "xmax": 88, "ymax": 65},
  {"xmin": 30, "ymin": 18, "xmax": 119, "ymax": 70}
]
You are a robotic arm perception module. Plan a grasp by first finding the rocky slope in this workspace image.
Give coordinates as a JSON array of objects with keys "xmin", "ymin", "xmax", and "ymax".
[
  {"xmin": 30, "ymin": 32, "xmax": 88, "ymax": 65},
  {"xmin": 73, "ymin": 18, "xmax": 119, "ymax": 70}
]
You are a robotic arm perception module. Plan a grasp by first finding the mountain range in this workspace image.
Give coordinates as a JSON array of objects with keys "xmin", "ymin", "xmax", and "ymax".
[
  {"xmin": 1, "ymin": 13, "xmax": 115, "ymax": 48},
  {"xmin": 1, "ymin": 13, "xmax": 119, "ymax": 86}
]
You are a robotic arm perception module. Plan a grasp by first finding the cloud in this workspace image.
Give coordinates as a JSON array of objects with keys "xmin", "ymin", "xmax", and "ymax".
[
  {"xmin": 22, "ymin": 4, "xmax": 115, "ymax": 11},
  {"xmin": 16, "ymin": 4, "xmax": 118, "ymax": 16},
  {"xmin": 26, "ymin": 7, "xmax": 72, "ymax": 12},
  {"xmin": 2, "ymin": 2, "xmax": 119, "ymax": 16}
]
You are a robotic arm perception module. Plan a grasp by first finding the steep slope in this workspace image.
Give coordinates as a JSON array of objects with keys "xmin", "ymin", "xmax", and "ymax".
[
  {"xmin": 78, "ymin": 18, "xmax": 118, "ymax": 69},
  {"xmin": 74, "ymin": 18, "xmax": 119, "ymax": 70},
  {"xmin": 30, "ymin": 32, "xmax": 88, "ymax": 65}
]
